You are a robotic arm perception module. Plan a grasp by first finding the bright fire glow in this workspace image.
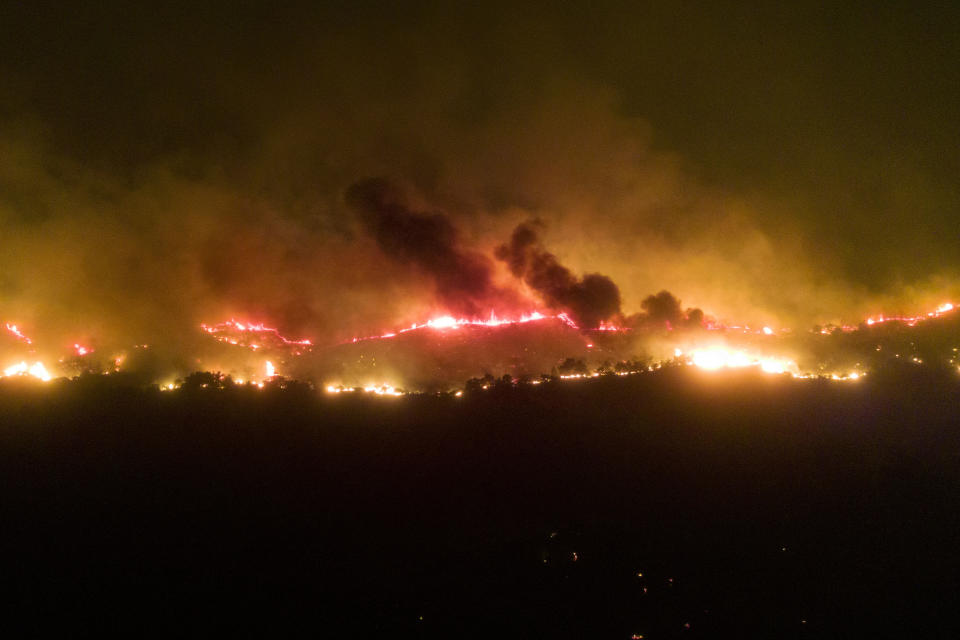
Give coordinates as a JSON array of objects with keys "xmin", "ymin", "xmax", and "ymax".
[
  {"xmin": 5, "ymin": 323, "xmax": 33, "ymax": 345},
  {"xmin": 688, "ymin": 347, "xmax": 798, "ymax": 376},
  {"xmin": 2, "ymin": 361, "xmax": 53, "ymax": 382},
  {"xmin": 345, "ymin": 310, "xmax": 618, "ymax": 344},
  {"xmin": 200, "ymin": 319, "xmax": 312, "ymax": 352},
  {"xmin": 427, "ymin": 315, "xmax": 459, "ymax": 329},
  {"xmin": 849, "ymin": 301, "xmax": 956, "ymax": 331},
  {"xmin": 325, "ymin": 383, "xmax": 404, "ymax": 396},
  {"xmin": 0, "ymin": 299, "xmax": 949, "ymax": 390}
]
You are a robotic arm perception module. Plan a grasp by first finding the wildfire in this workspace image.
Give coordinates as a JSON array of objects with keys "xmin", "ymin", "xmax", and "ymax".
[
  {"xmin": 350, "ymin": 311, "xmax": 555, "ymax": 343},
  {"xmin": 200, "ymin": 319, "xmax": 312, "ymax": 352},
  {"xmin": 819, "ymin": 301, "xmax": 958, "ymax": 333},
  {"xmin": 703, "ymin": 320, "xmax": 787, "ymax": 335},
  {"xmin": 1, "ymin": 361, "xmax": 53, "ymax": 382},
  {"xmin": 344, "ymin": 310, "xmax": 624, "ymax": 344},
  {"xmin": 73, "ymin": 343, "xmax": 93, "ymax": 357},
  {"xmin": 1, "ymin": 298, "xmax": 954, "ymax": 391},
  {"xmin": 199, "ymin": 301, "xmax": 955, "ymax": 354},
  {"xmin": 5, "ymin": 323, "xmax": 33, "ymax": 345},
  {"xmin": 863, "ymin": 302, "xmax": 955, "ymax": 328},
  {"xmin": 676, "ymin": 347, "xmax": 865, "ymax": 380},
  {"xmin": 683, "ymin": 347, "xmax": 799, "ymax": 375},
  {"xmin": 325, "ymin": 383, "xmax": 404, "ymax": 396}
]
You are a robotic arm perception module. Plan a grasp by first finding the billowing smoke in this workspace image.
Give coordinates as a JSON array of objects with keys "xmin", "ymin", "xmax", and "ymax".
[
  {"xmin": 2, "ymin": 2, "xmax": 957, "ymax": 386},
  {"xmin": 628, "ymin": 290, "xmax": 705, "ymax": 331},
  {"xmin": 495, "ymin": 221, "xmax": 621, "ymax": 329},
  {"xmin": 346, "ymin": 178, "xmax": 519, "ymax": 317}
]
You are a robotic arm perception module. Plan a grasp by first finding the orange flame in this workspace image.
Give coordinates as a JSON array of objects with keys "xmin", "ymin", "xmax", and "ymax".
[
  {"xmin": 346, "ymin": 310, "xmax": 614, "ymax": 344},
  {"xmin": 5, "ymin": 323, "xmax": 33, "ymax": 345},
  {"xmin": 73, "ymin": 343, "xmax": 93, "ymax": 357},
  {"xmin": 1, "ymin": 361, "xmax": 53, "ymax": 382},
  {"xmin": 200, "ymin": 319, "xmax": 312, "ymax": 352}
]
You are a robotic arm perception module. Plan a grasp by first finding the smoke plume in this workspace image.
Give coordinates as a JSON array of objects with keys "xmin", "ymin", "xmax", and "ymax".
[
  {"xmin": 346, "ymin": 178, "xmax": 518, "ymax": 317},
  {"xmin": 496, "ymin": 221, "xmax": 621, "ymax": 328},
  {"xmin": 2, "ymin": 2, "xmax": 958, "ymax": 382},
  {"xmin": 629, "ymin": 290, "xmax": 705, "ymax": 331}
]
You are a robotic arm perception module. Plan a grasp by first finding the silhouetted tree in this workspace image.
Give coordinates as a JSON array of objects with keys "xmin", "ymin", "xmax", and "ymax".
[
  {"xmin": 557, "ymin": 358, "xmax": 588, "ymax": 376},
  {"xmin": 181, "ymin": 371, "xmax": 223, "ymax": 390}
]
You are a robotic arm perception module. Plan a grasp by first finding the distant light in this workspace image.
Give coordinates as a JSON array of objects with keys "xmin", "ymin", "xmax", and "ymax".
[{"xmin": 762, "ymin": 326, "xmax": 774, "ymax": 335}]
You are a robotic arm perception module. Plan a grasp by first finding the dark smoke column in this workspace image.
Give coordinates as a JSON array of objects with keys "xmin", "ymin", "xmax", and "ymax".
[
  {"xmin": 346, "ymin": 178, "xmax": 516, "ymax": 317},
  {"xmin": 496, "ymin": 221, "xmax": 621, "ymax": 329}
]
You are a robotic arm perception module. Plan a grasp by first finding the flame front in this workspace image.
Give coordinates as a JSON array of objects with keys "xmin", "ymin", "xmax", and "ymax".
[
  {"xmin": 1, "ymin": 300, "xmax": 956, "ymax": 390},
  {"xmin": 2, "ymin": 361, "xmax": 53, "ymax": 382},
  {"xmin": 685, "ymin": 347, "xmax": 799, "ymax": 375},
  {"xmin": 5, "ymin": 323, "xmax": 33, "ymax": 345},
  {"xmin": 348, "ymin": 310, "xmax": 562, "ymax": 343},
  {"xmin": 201, "ymin": 319, "xmax": 312, "ymax": 352}
]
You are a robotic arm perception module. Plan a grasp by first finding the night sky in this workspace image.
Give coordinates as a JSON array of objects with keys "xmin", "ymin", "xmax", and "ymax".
[{"xmin": 2, "ymin": 1, "xmax": 959, "ymax": 349}]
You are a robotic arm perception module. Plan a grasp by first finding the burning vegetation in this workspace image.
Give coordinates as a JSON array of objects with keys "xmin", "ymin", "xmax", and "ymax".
[
  {"xmin": 2, "ymin": 179, "xmax": 958, "ymax": 392},
  {"xmin": 3, "ymin": 297, "xmax": 957, "ymax": 394}
]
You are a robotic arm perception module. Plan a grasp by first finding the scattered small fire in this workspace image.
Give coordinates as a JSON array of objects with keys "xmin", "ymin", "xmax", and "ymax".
[
  {"xmin": 73, "ymin": 343, "xmax": 93, "ymax": 357},
  {"xmin": 200, "ymin": 319, "xmax": 312, "ymax": 352},
  {"xmin": 325, "ymin": 383, "xmax": 403, "ymax": 396},
  {"xmin": 703, "ymin": 320, "xmax": 788, "ymax": 335}
]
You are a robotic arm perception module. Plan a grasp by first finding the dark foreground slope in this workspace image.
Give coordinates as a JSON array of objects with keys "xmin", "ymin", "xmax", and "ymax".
[{"xmin": 2, "ymin": 368, "xmax": 959, "ymax": 637}]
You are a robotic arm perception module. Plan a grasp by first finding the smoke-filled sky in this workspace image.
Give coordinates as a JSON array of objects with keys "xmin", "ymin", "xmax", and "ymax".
[{"xmin": 2, "ymin": 1, "xmax": 959, "ymax": 351}]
